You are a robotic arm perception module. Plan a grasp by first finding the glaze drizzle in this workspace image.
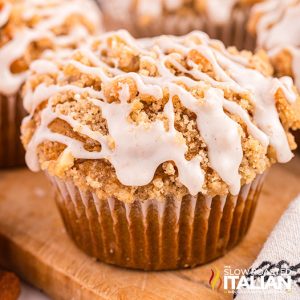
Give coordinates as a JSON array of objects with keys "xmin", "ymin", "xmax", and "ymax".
[
  {"xmin": 23, "ymin": 31, "xmax": 297, "ymax": 196},
  {"xmin": 252, "ymin": 0, "xmax": 300, "ymax": 89},
  {"xmin": 0, "ymin": 0, "xmax": 102, "ymax": 95}
]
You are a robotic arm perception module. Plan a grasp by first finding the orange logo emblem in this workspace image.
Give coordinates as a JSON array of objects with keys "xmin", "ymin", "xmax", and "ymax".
[{"xmin": 209, "ymin": 267, "xmax": 222, "ymax": 290}]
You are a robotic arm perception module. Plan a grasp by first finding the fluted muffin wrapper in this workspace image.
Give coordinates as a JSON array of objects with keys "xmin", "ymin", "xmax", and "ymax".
[
  {"xmin": 0, "ymin": 93, "xmax": 25, "ymax": 168},
  {"xmin": 100, "ymin": 1, "xmax": 255, "ymax": 50},
  {"xmin": 294, "ymin": 131, "xmax": 300, "ymax": 152},
  {"xmin": 49, "ymin": 173, "xmax": 265, "ymax": 270}
]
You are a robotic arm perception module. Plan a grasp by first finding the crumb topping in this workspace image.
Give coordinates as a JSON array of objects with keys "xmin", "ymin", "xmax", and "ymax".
[
  {"xmin": 0, "ymin": 0, "xmax": 102, "ymax": 95},
  {"xmin": 22, "ymin": 30, "xmax": 300, "ymax": 202}
]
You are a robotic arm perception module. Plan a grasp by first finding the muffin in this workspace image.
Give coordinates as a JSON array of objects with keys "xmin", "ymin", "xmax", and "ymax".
[
  {"xmin": 249, "ymin": 0, "xmax": 300, "ymax": 88},
  {"xmin": 21, "ymin": 30, "xmax": 300, "ymax": 270},
  {"xmin": 99, "ymin": 0, "xmax": 261, "ymax": 49},
  {"xmin": 0, "ymin": 0, "xmax": 103, "ymax": 168},
  {"xmin": 249, "ymin": 0, "xmax": 300, "ymax": 148}
]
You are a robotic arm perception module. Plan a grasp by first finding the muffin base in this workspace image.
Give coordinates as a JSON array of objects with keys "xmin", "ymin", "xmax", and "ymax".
[
  {"xmin": 0, "ymin": 93, "xmax": 25, "ymax": 168},
  {"xmin": 51, "ymin": 174, "xmax": 265, "ymax": 270}
]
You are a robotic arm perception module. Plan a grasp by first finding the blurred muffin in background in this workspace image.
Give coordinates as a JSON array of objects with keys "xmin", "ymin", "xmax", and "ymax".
[
  {"xmin": 22, "ymin": 30, "xmax": 300, "ymax": 270},
  {"xmin": 249, "ymin": 0, "xmax": 300, "ymax": 149},
  {"xmin": 0, "ymin": 0, "xmax": 103, "ymax": 168},
  {"xmin": 98, "ymin": 0, "xmax": 262, "ymax": 49}
]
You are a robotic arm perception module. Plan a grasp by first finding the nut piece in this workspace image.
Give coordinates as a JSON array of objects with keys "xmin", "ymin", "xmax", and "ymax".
[
  {"xmin": 54, "ymin": 149, "xmax": 75, "ymax": 177},
  {"xmin": 0, "ymin": 271, "xmax": 21, "ymax": 300}
]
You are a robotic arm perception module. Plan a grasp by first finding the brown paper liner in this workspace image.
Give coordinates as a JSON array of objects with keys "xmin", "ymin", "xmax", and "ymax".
[
  {"xmin": 50, "ymin": 174, "xmax": 265, "ymax": 270},
  {"xmin": 100, "ymin": 2, "xmax": 255, "ymax": 51},
  {"xmin": 0, "ymin": 93, "xmax": 26, "ymax": 168},
  {"xmin": 294, "ymin": 131, "xmax": 300, "ymax": 153}
]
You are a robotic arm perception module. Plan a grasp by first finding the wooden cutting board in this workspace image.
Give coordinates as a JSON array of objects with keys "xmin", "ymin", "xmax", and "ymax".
[{"xmin": 0, "ymin": 157, "xmax": 299, "ymax": 300}]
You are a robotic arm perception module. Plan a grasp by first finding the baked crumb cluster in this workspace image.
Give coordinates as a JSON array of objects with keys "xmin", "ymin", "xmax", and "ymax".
[
  {"xmin": 249, "ymin": 0, "xmax": 300, "ymax": 89},
  {"xmin": 22, "ymin": 30, "xmax": 300, "ymax": 203},
  {"xmin": 0, "ymin": 0, "xmax": 102, "ymax": 95}
]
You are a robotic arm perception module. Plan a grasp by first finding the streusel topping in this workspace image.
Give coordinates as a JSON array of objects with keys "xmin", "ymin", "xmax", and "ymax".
[
  {"xmin": 22, "ymin": 30, "xmax": 300, "ymax": 202},
  {"xmin": 0, "ymin": 0, "xmax": 102, "ymax": 96}
]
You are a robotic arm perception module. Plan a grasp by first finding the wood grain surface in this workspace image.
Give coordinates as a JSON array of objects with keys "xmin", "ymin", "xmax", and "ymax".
[{"xmin": 0, "ymin": 156, "xmax": 299, "ymax": 300}]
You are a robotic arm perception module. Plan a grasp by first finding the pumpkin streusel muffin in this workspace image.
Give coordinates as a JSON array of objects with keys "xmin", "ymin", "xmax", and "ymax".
[
  {"xmin": 99, "ymin": 0, "xmax": 261, "ymax": 49},
  {"xmin": 249, "ymin": 0, "xmax": 300, "ymax": 89},
  {"xmin": 249, "ymin": 0, "xmax": 300, "ymax": 148},
  {"xmin": 22, "ymin": 30, "xmax": 300, "ymax": 270},
  {"xmin": 0, "ymin": 0, "xmax": 103, "ymax": 168}
]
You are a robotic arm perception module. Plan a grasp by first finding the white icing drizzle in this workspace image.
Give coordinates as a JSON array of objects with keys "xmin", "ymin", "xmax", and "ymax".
[
  {"xmin": 214, "ymin": 50, "xmax": 295, "ymax": 163},
  {"xmin": 252, "ymin": 0, "xmax": 300, "ymax": 89},
  {"xmin": 23, "ymin": 31, "xmax": 297, "ymax": 196},
  {"xmin": 30, "ymin": 59, "xmax": 59, "ymax": 75},
  {"xmin": 206, "ymin": 0, "xmax": 239, "ymax": 25},
  {"xmin": 164, "ymin": 0, "xmax": 182, "ymax": 11},
  {"xmin": 136, "ymin": 0, "xmax": 162, "ymax": 21},
  {"xmin": 0, "ymin": 2, "xmax": 11, "ymax": 27},
  {"xmin": 0, "ymin": 0, "xmax": 102, "ymax": 96},
  {"xmin": 169, "ymin": 85, "xmax": 243, "ymax": 195}
]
